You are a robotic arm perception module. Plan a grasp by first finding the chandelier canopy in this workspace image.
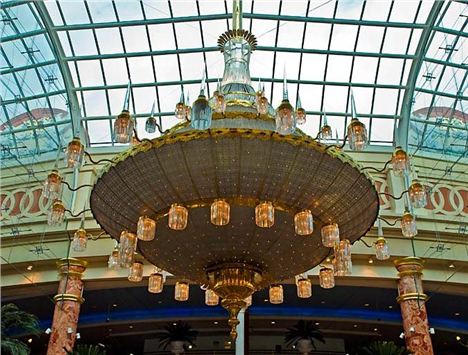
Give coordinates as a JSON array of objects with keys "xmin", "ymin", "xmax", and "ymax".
[{"xmin": 89, "ymin": 0, "xmax": 379, "ymax": 339}]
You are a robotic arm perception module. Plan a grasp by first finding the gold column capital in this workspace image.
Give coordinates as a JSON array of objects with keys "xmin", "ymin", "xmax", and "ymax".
[
  {"xmin": 394, "ymin": 256, "xmax": 424, "ymax": 269},
  {"xmin": 56, "ymin": 258, "xmax": 88, "ymax": 269},
  {"xmin": 53, "ymin": 293, "xmax": 85, "ymax": 304},
  {"xmin": 396, "ymin": 292, "xmax": 428, "ymax": 303}
]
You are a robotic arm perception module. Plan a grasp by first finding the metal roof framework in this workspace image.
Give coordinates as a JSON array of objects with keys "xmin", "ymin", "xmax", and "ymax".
[{"xmin": 1, "ymin": 0, "xmax": 466, "ymax": 165}]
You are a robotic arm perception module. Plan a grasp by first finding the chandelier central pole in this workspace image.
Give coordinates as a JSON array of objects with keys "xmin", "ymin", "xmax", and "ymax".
[{"xmin": 233, "ymin": 0, "xmax": 243, "ymax": 31}]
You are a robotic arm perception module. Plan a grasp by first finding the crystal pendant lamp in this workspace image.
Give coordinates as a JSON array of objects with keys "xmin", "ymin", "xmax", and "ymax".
[
  {"xmin": 205, "ymin": 289, "xmax": 220, "ymax": 306},
  {"xmin": 47, "ymin": 199, "xmax": 65, "ymax": 226},
  {"xmin": 175, "ymin": 281, "xmax": 189, "ymax": 301},
  {"xmin": 269, "ymin": 284, "xmax": 283, "ymax": 304},
  {"xmin": 375, "ymin": 237, "xmax": 390, "ymax": 260},
  {"xmin": 401, "ymin": 210, "xmax": 417, "ymax": 237},
  {"xmin": 72, "ymin": 228, "xmax": 87, "ymax": 252},
  {"xmin": 42, "ymin": 170, "xmax": 62, "ymax": 199},
  {"xmin": 321, "ymin": 223, "xmax": 340, "ymax": 247},
  {"xmin": 168, "ymin": 204, "xmax": 188, "ymax": 230},
  {"xmin": 255, "ymin": 202, "xmax": 274, "ymax": 228},
  {"xmin": 296, "ymin": 277, "xmax": 312, "ymax": 298},
  {"xmin": 137, "ymin": 216, "xmax": 156, "ymax": 241},
  {"xmin": 294, "ymin": 210, "xmax": 314, "ymax": 236},
  {"xmin": 319, "ymin": 267, "xmax": 335, "ymax": 289},
  {"xmin": 148, "ymin": 271, "xmax": 164, "ymax": 293},
  {"xmin": 65, "ymin": 137, "xmax": 84, "ymax": 169},
  {"xmin": 211, "ymin": 199, "xmax": 230, "ymax": 226},
  {"xmin": 408, "ymin": 180, "xmax": 427, "ymax": 208},
  {"xmin": 119, "ymin": 231, "xmax": 137, "ymax": 268},
  {"xmin": 128, "ymin": 260, "xmax": 144, "ymax": 282}
]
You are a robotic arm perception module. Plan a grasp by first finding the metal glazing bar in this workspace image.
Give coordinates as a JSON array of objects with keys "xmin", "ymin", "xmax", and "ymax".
[
  {"xmin": 50, "ymin": 13, "xmax": 427, "ymax": 32},
  {"xmin": 433, "ymin": 25, "xmax": 468, "ymax": 37},
  {"xmin": 0, "ymin": 119, "xmax": 72, "ymax": 136},
  {"xmin": 410, "ymin": 118, "xmax": 468, "ymax": 132},
  {"xmin": 65, "ymin": 45, "xmax": 416, "ymax": 62},
  {"xmin": 1, "ymin": 90, "xmax": 66, "ymax": 105},
  {"xmin": 0, "ymin": 59, "xmax": 57, "ymax": 75},
  {"xmin": 424, "ymin": 57, "xmax": 467, "ymax": 70},
  {"xmin": 415, "ymin": 87, "xmax": 468, "ymax": 101},
  {"xmin": 1, "ymin": 28, "xmax": 47, "ymax": 42}
]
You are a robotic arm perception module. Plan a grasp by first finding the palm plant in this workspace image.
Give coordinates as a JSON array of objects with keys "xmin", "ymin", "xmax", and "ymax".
[
  {"xmin": 1, "ymin": 303, "xmax": 40, "ymax": 355},
  {"xmin": 157, "ymin": 321, "xmax": 198, "ymax": 350},
  {"xmin": 66, "ymin": 344, "xmax": 107, "ymax": 355},
  {"xmin": 284, "ymin": 320, "xmax": 325, "ymax": 348},
  {"xmin": 359, "ymin": 341, "xmax": 411, "ymax": 355}
]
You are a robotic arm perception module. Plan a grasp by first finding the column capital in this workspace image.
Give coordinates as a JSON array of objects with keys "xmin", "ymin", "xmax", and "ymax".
[
  {"xmin": 56, "ymin": 258, "xmax": 87, "ymax": 278},
  {"xmin": 56, "ymin": 257, "xmax": 88, "ymax": 269},
  {"xmin": 394, "ymin": 256, "xmax": 424, "ymax": 273}
]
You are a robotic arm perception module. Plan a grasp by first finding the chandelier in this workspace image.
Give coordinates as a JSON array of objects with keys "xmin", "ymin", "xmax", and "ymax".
[{"xmin": 41, "ymin": 0, "xmax": 428, "ymax": 341}]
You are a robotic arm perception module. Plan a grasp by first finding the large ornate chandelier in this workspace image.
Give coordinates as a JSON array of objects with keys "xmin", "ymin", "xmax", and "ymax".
[
  {"xmin": 42, "ymin": 0, "xmax": 428, "ymax": 340},
  {"xmin": 90, "ymin": 1, "xmax": 379, "ymax": 339}
]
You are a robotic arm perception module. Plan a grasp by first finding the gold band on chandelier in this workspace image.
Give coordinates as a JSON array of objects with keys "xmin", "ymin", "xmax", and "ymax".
[
  {"xmin": 53, "ymin": 293, "xmax": 85, "ymax": 304},
  {"xmin": 396, "ymin": 292, "xmax": 428, "ymax": 303}
]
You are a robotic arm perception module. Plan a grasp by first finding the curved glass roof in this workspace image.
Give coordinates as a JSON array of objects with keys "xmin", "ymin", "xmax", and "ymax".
[{"xmin": 1, "ymin": 0, "xmax": 467, "ymax": 165}]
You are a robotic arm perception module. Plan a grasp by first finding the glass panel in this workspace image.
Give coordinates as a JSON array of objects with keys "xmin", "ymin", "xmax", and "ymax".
[
  {"xmin": 77, "ymin": 60, "xmax": 104, "ymax": 87},
  {"xmin": 102, "ymin": 58, "xmax": 129, "ymax": 85},
  {"xmin": 122, "ymin": 26, "xmax": 149, "ymax": 53},
  {"xmin": 352, "ymin": 57, "xmax": 378, "ymax": 84},
  {"xmin": 68, "ymin": 30, "xmax": 98, "ymax": 56},
  {"xmin": 87, "ymin": 1, "xmax": 117, "ymax": 23},
  {"xmin": 277, "ymin": 21, "xmax": 305, "ymax": 48},
  {"xmin": 330, "ymin": 25, "xmax": 358, "ymax": 52},
  {"xmin": 57, "ymin": 1, "xmax": 89, "ymax": 25},
  {"xmin": 326, "ymin": 55, "xmax": 352, "ymax": 82},
  {"xmin": 356, "ymin": 26, "xmax": 385, "ymax": 53},
  {"xmin": 96, "ymin": 28, "xmax": 124, "ymax": 54},
  {"xmin": 128, "ymin": 57, "xmax": 155, "ymax": 83},
  {"xmin": 335, "ymin": 0, "xmax": 365, "ymax": 20},
  {"xmin": 86, "ymin": 119, "xmax": 112, "ymax": 144},
  {"xmin": 82, "ymin": 90, "xmax": 108, "ymax": 117}
]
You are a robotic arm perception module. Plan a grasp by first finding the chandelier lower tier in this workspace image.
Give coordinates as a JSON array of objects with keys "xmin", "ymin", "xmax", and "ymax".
[{"xmin": 90, "ymin": 120, "xmax": 379, "ymax": 336}]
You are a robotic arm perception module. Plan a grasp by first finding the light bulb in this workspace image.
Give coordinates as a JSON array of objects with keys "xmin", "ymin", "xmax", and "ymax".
[
  {"xmin": 321, "ymin": 125, "xmax": 333, "ymax": 140},
  {"xmin": 175, "ymin": 281, "xmax": 189, "ymax": 301},
  {"xmin": 128, "ymin": 261, "xmax": 144, "ymax": 282},
  {"xmin": 319, "ymin": 267, "xmax": 335, "ymax": 289},
  {"xmin": 408, "ymin": 180, "xmax": 427, "ymax": 208},
  {"xmin": 72, "ymin": 228, "xmax": 87, "ymax": 252},
  {"xmin": 65, "ymin": 137, "xmax": 84, "ymax": 169},
  {"xmin": 392, "ymin": 146, "xmax": 410, "ymax": 176},
  {"xmin": 47, "ymin": 199, "xmax": 65, "ymax": 226},
  {"xmin": 210, "ymin": 199, "xmax": 230, "ymax": 226},
  {"xmin": 294, "ymin": 210, "xmax": 314, "ymax": 235},
  {"xmin": 168, "ymin": 204, "xmax": 188, "ymax": 230},
  {"xmin": 401, "ymin": 211, "xmax": 417, "ymax": 237},
  {"xmin": 191, "ymin": 94, "xmax": 212, "ymax": 130},
  {"xmin": 321, "ymin": 223, "xmax": 339, "ymax": 247},
  {"xmin": 269, "ymin": 284, "xmax": 283, "ymax": 304},
  {"xmin": 255, "ymin": 202, "xmax": 274, "ymax": 228},
  {"xmin": 148, "ymin": 272, "xmax": 164, "ymax": 293},
  {"xmin": 205, "ymin": 289, "xmax": 219, "ymax": 306},
  {"xmin": 347, "ymin": 118, "xmax": 367, "ymax": 151},
  {"xmin": 375, "ymin": 237, "xmax": 390, "ymax": 260},
  {"xmin": 145, "ymin": 116, "xmax": 157, "ymax": 133},
  {"xmin": 275, "ymin": 99, "xmax": 296, "ymax": 135},
  {"xmin": 42, "ymin": 170, "xmax": 62, "ymax": 199},
  {"xmin": 113, "ymin": 110, "xmax": 134, "ymax": 143},
  {"xmin": 137, "ymin": 216, "xmax": 156, "ymax": 241},
  {"xmin": 296, "ymin": 277, "xmax": 312, "ymax": 298}
]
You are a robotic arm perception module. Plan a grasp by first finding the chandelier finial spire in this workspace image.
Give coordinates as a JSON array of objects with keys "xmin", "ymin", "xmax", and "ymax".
[
  {"xmin": 233, "ymin": 0, "xmax": 243, "ymax": 31},
  {"xmin": 282, "ymin": 65, "xmax": 288, "ymax": 100}
]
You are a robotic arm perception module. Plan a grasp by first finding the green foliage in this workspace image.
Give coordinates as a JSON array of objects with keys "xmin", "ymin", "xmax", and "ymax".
[
  {"xmin": 157, "ymin": 321, "xmax": 198, "ymax": 350},
  {"xmin": 1, "ymin": 303, "xmax": 40, "ymax": 355},
  {"xmin": 359, "ymin": 341, "xmax": 411, "ymax": 355},
  {"xmin": 284, "ymin": 320, "xmax": 325, "ymax": 348},
  {"xmin": 67, "ymin": 344, "xmax": 107, "ymax": 355}
]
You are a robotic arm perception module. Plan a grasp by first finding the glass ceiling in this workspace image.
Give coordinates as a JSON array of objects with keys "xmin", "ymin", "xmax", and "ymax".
[{"xmin": 1, "ymin": 0, "xmax": 467, "ymax": 165}]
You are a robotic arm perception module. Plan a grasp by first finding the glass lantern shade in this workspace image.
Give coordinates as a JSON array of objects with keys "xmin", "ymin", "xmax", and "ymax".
[
  {"xmin": 168, "ymin": 204, "xmax": 188, "ymax": 230},
  {"xmin": 256, "ymin": 94, "xmax": 269, "ymax": 115},
  {"xmin": 175, "ymin": 281, "xmax": 189, "ymax": 301},
  {"xmin": 295, "ymin": 107, "xmax": 306, "ymax": 125},
  {"xmin": 375, "ymin": 237, "xmax": 390, "ymax": 260},
  {"xmin": 47, "ymin": 199, "xmax": 65, "ymax": 226},
  {"xmin": 65, "ymin": 137, "xmax": 84, "ymax": 169},
  {"xmin": 321, "ymin": 125, "xmax": 333, "ymax": 140},
  {"xmin": 294, "ymin": 210, "xmax": 314, "ymax": 235},
  {"xmin": 255, "ymin": 202, "xmax": 274, "ymax": 228},
  {"xmin": 213, "ymin": 91, "xmax": 226, "ymax": 114},
  {"xmin": 333, "ymin": 239, "xmax": 352, "ymax": 276},
  {"xmin": 72, "ymin": 228, "xmax": 87, "ymax": 252},
  {"xmin": 297, "ymin": 278, "xmax": 312, "ymax": 298},
  {"xmin": 347, "ymin": 118, "xmax": 368, "ymax": 151},
  {"xmin": 128, "ymin": 261, "xmax": 144, "ymax": 282},
  {"xmin": 137, "ymin": 216, "xmax": 156, "ymax": 241},
  {"xmin": 269, "ymin": 284, "xmax": 283, "ymax": 304},
  {"xmin": 321, "ymin": 223, "xmax": 340, "ymax": 247},
  {"xmin": 148, "ymin": 272, "xmax": 164, "ymax": 293},
  {"xmin": 119, "ymin": 231, "xmax": 137, "ymax": 268},
  {"xmin": 184, "ymin": 105, "xmax": 192, "ymax": 121},
  {"xmin": 401, "ymin": 211, "xmax": 417, "ymax": 237},
  {"xmin": 113, "ymin": 110, "xmax": 134, "ymax": 143},
  {"xmin": 145, "ymin": 116, "xmax": 157, "ymax": 133},
  {"xmin": 408, "ymin": 181, "xmax": 427, "ymax": 208},
  {"xmin": 42, "ymin": 170, "xmax": 62, "ymax": 199},
  {"xmin": 275, "ymin": 99, "xmax": 296, "ymax": 135},
  {"xmin": 205, "ymin": 289, "xmax": 220, "ymax": 306},
  {"xmin": 319, "ymin": 267, "xmax": 335, "ymax": 289},
  {"xmin": 108, "ymin": 248, "xmax": 119, "ymax": 269},
  {"xmin": 191, "ymin": 94, "xmax": 212, "ymax": 130},
  {"xmin": 175, "ymin": 102, "xmax": 186, "ymax": 120},
  {"xmin": 391, "ymin": 147, "xmax": 410, "ymax": 176},
  {"xmin": 210, "ymin": 199, "xmax": 230, "ymax": 226}
]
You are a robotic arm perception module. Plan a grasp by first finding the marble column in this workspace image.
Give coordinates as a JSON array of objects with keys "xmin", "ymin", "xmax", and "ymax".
[
  {"xmin": 47, "ymin": 258, "xmax": 87, "ymax": 355},
  {"xmin": 394, "ymin": 257, "xmax": 434, "ymax": 355}
]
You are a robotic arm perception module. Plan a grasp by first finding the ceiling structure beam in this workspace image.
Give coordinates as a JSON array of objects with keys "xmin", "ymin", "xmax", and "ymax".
[{"xmin": 396, "ymin": 0, "xmax": 445, "ymax": 150}]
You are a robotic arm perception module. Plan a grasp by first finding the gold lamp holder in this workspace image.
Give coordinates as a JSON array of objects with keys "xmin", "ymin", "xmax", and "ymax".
[{"xmin": 206, "ymin": 263, "xmax": 264, "ymax": 339}]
